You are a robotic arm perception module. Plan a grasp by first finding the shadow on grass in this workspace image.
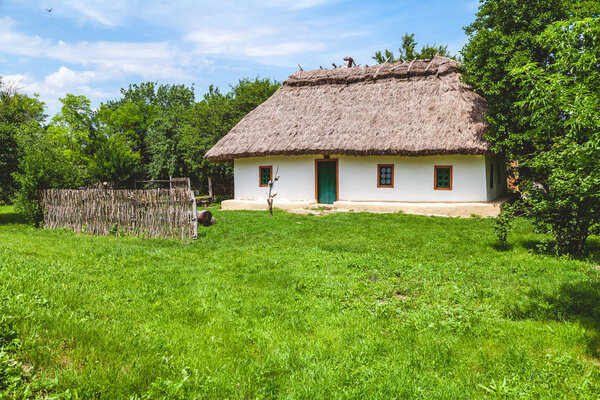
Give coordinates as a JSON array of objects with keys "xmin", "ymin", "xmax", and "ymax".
[
  {"xmin": 521, "ymin": 239, "xmax": 556, "ymax": 255},
  {"xmin": 0, "ymin": 211, "xmax": 27, "ymax": 225},
  {"xmin": 584, "ymin": 238, "xmax": 600, "ymax": 264},
  {"xmin": 507, "ymin": 280, "xmax": 600, "ymax": 358},
  {"xmin": 520, "ymin": 238, "xmax": 600, "ymax": 264},
  {"xmin": 491, "ymin": 243, "xmax": 514, "ymax": 252}
]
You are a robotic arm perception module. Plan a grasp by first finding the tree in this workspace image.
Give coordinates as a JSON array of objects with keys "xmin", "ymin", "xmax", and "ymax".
[
  {"xmin": 146, "ymin": 84, "xmax": 196, "ymax": 180},
  {"xmin": 0, "ymin": 78, "xmax": 46, "ymax": 204},
  {"xmin": 13, "ymin": 127, "xmax": 87, "ymax": 226},
  {"xmin": 509, "ymin": 18, "xmax": 600, "ymax": 255},
  {"xmin": 47, "ymin": 94, "xmax": 99, "ymax": 171},
  {"xmin": 87, "ymin": 136, "xmax": 142, "ymax": 187},
  {"xmin": 461, "ymin": 0, "xmax": 600, "ymax": 255},
  {"xmin": 98, "ymin": 82, "xmax": 197, "ymax": 182},
  {"xmin": 180, "ymin": 78, "xmax": 279, "ymax": 192},
  {"xmin": 98, "ymin": 82, "xmax": 162, "ymax": 170},
  {"xmin": 373, "ymin": 33, "xmax": 452, "ymax": 64}
]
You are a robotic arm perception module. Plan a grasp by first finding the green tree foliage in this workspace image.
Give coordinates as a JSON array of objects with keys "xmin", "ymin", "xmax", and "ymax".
[
  {"xmin": 373, "ymin": 33, "xmax": 452, "ymax": 64},
  {"xmin": 7, "ymin": 76, "xmax": 278, "ymax": 223},
  {"xmin": 0, "ymin": 78, "xmax": 46, "ymax": 204},
  {"xmin": 180, "ymin": 78, "xmax": 280, "ymax": 191},
  {"xmin": 14, "ymin": 130, "xmax": 87, "ymax": 225},
  {"xmin": 510, "ymin": 18, "xmax": 600, "ymax": 256},
  {"xmin": 98, "ymin": 85, "xmax": 159, "ymax": 168},
  {"xmin": 98, "ymin": 82, "xmax": 198, "ymax": 182},
  {"xmin": 88, "ymin": 136, "xmax": 142, "ymax": 187},
  {"xmin": 461, "ymin": 0, "xmax": 600, "ymax": 255},
  {"xmin": 146, "ymin": 84, "xmax": 196, "ymax": 180},
  {"xmin": 47, "ymin": 94, "xmax": 99, "ymax": 168}
]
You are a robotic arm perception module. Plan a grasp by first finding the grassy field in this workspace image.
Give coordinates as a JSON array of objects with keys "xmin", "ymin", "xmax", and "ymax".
[{"xmin": 1, "ymin": 205, "xmax": 600, "ymax": 399}]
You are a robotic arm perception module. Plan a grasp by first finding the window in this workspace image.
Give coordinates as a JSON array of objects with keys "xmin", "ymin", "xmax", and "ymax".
[
  {"xmin": 377, "ymin": 164, "xmax": 394, "ymax": 188},
  {"xmin": 434, "ymin": 166, "xmax": 452, "ymax": 190},
  {"xmin": 259, "ymin": 165, "xmax": 272, "ymax": 187},
  {"xmin": 490, "ymin": 163, "xmax": 494, "ymax": 188}
]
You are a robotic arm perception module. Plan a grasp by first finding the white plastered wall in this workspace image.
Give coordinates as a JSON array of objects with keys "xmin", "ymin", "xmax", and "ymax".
[
  {"xmin": 337, "ymin": 155, "xmax": 489, "ymax": 202},
  {"xmin": 234, "ymin": 155, "xmax": 317, "ymax": 203},
  {"xmin": 233, "ymin": 154, "xmax": 505, "ymax": 204}
]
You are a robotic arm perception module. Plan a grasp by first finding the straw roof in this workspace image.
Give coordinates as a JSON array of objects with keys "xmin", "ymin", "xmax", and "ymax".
[{"xmin": 205, "ymin": 56, "xmax": 489, "ymax": 162}]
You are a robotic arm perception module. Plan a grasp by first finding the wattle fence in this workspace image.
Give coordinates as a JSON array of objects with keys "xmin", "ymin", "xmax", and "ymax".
[{"xmin": 40, "ymin": 188, "xmax": 198, "ymax": 239}]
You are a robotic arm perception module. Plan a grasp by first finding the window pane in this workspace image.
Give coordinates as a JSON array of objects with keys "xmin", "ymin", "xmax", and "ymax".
[
  {"xmin": 260, "ymin": 167, "xmax": 271, "ymax": 186},
  {"xmin": 378, "ymin": 165, "xmax": 393, "ymax": 187},
  {"xmin": 436, "ymin": 167, "xmax": 451, "ymax": 188}
]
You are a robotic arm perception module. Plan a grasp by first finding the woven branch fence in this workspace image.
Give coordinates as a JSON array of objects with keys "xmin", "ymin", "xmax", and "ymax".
[{"xmin": 40, "ymin": 188, "xmax": 198, "ymax": 239}]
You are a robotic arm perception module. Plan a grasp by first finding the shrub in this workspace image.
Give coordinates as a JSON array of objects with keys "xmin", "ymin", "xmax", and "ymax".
[{"xmin": 493, "ymin": 202, "xmax": 516, "ymax": 247}]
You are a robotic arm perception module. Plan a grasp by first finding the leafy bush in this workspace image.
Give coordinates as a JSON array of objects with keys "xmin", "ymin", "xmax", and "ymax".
[
  {"xmin": 493, "ymin": 202, "xmax": 516, "ymax": 247},
  {"xmin": 13, "ymin": 131, "xmax": 87, "ymax": 226}
]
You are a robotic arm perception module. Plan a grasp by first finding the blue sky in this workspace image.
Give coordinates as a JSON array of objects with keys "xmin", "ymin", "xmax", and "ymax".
[{"xmin": 0, "ymin": 0, "xmax": 479, "ymax": 116}]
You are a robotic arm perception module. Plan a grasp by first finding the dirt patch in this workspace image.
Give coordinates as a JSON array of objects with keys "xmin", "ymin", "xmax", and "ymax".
[
  {"xmin": 289, "ymin": 206, "xmax": 349, "ymax": 216},
  {"xmin": 392, "ymin": 292, "xmax": 412, "ymax": 301},
  {"xmin": 377, "ymin": 292, "xmax": 413, "ymax": 305}
]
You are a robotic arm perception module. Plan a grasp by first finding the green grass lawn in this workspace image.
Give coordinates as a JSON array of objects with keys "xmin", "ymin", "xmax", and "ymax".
[{"xmin": 1, "ymin": 205, "xmax": 600, "ymax": 399}]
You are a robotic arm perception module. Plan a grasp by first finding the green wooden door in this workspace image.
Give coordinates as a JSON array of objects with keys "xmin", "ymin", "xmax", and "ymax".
[{"xmin": 317, "ymin": 161, "xmax": 337, "ymax": 204}]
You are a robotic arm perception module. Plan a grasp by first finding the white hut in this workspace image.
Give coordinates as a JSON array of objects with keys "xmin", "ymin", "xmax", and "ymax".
[{"xmin": 206, "ymin": 57, "xmax": 508, "ymax": 217}]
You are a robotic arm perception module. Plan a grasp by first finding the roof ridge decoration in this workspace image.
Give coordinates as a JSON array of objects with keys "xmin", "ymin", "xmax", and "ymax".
[{"xmin": 284, "ymin": 56, "xmax": 458, "ymax": 87}]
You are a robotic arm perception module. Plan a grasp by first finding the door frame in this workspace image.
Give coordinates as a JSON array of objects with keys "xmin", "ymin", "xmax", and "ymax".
[{"xmin": 314, "ymin": 158, "xmax": 339, "ymax": 204}]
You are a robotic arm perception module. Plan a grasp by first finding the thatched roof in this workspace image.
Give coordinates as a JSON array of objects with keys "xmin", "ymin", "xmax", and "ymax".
[{"xmin": 205, "ymin": 56, "xmax": 489, "ymax": 162}]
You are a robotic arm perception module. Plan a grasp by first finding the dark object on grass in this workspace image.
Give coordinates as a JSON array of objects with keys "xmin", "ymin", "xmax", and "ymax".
[{"xmin": 197, "ymin": 210, "xmax": 216, "ymax": 226}]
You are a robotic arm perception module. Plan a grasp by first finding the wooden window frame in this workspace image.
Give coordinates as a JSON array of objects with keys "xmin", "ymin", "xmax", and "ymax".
[
  {"xmin": 259, "ymin": 165, "xmax": 273, "ymax": 187},
  {"xmin": 314, "ymin": 158, "xmax": 339, "ymax": 203},
  {"xmin": 434, "ymin": 165, "xmax": 453, "ymax": 190},
  {"xmin": 377, "ymin": 164, "xmax": 394, "ymax": 188}
]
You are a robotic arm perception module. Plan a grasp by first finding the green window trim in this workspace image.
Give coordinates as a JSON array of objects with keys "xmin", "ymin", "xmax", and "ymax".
[
  {"xmin": 259, "ymin": 166, "xmax": 272, "ymax": 187},
  {"xmin": 434, "ymin": 166, "xmax": 452, "ymax": 190}
]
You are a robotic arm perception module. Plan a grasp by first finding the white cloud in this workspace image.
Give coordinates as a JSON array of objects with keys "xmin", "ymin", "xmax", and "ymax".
[
  {"xmin": 3, "ymin": 68, "xmax": 116, "ymax": 113},
  {"xmin": 8, "ymin": 0, "xmax": 336, "ymax": 28},
  {"xmin": 0, "ymin": 17, "xmax": 199, "ymax": 80},
  {"xmin": 7, "ymin": 0, "xmax": 131, "ymax": 27},
  {"xmin": 242, "ymin": 41, "xmax": 326, "ymax": 57},
  {"xmin": 0, "ymin": 0, "xmax": 417, "ymax": 116},
  {"xmin": 185, "ymin": 30, "xmax": 257, "ymax": 54},
  {"xmin": 185, "ymin": 27, "xmax": 325, "ymax": 58},
  {"xmin": 44, "ymin": 67, "xmax": 105, "ymax": 88},
  {"xmin": 255, "ymin": 0, "xmax": 336, "ymax": 10},
  {"xmin": 60, "ymin": 0, "xmax": 131, "ymax": 26}
]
